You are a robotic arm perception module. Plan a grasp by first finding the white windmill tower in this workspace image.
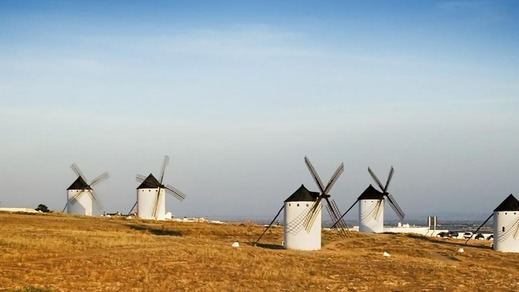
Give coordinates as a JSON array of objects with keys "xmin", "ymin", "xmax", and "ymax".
[
  {"xmin": 331, "ymin": 167, "xmax": 405, "ymax": 233},
  {"xmin": 129, "ymin": 155, "xmax": 186, "ymax": 220},
  {"xmin": 469, "ymin": 194, "xmax": 519, "ymax": 253},
  {"xmin": 63, "ymin": 163, "xmax": 109, "ymax": 216},
  {"xmin": 256, "ymin": 157, "xmax": 348, "ymax": 251}
]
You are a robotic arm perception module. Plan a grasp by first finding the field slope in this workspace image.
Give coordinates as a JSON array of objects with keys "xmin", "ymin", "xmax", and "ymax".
[{"xmin": 0, "ymin": 212, "xmax": 518, "ymax": 291}]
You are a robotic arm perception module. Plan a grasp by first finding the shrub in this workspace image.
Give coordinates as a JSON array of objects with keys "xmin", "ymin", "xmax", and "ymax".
[{"xmin": 35, "ymin": 204, "xmax": 50, "ymax": 213}]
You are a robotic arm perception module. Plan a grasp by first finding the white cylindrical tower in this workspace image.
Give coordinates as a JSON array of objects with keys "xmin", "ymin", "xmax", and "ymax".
[
  {"xmin": 66, "ymin": 176, "xmax": 93, "ymax": 216},
  {"xmin": 357, "ymin": 185, "xmax": 385, "ymax": 233},
  {"xmin": 137, "ymin": 174, "xmax": 166, "ymax": 220},
  {"xmin": 493, "ymin": 194, "xmax": 519, "ymax": 253},
  {"xmin": 137, "ymin": 188, "xmax": 166, "ymax": 220},
  {"xmin": 67, "ymin": 190, "xmax": 93, "ymax": 216},
  {"xmin": 283, "ymin": 185, "xmax": 321, "ymax": 251},
  {"xmin": 359, "ymin": 199, "xmax": 384, "ymax": 233}
]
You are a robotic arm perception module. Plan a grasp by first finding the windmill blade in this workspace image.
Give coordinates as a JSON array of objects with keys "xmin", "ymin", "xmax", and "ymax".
[
  {"xmin": 324, "ymin": 198, "xmax": 347, "ymax": 237},
  {"xmin": 89, "ymin": 190, "xmax": 105, "ymax": 213},
  {"xmin": 331, "ymin": 200, "xmax": 358, "ymax": 228},
  {"xmin": 324, "ymin": 199, "xmax": 339, "ymax": 224},
  {"xmin": 465, "ymin": 213, "xmax": 494, "ymax": 245},
  {"xmin": 374, "ymin": 200, "xmax": 383, "ymax": 220},
  {"xmin": 324, "ymin": 198, "xmax": 340, "ymax": 224},
  {"xmin": 165, "ymin": 184, "xmax": 186, "ymax": 201},
  {"xmin": 136, "ymin": 174, "xmax": 147, "ymax": 182},
  {"xmin": 385, "ymin": 193, "xmax": 405, "ymax": 221},
  {"xmin": 368, "ymin": 167, "xmax": 384, "ymax": 191},
  {"xmin": 152, "ymin": 188, "xmax": 161, "ymax": 219},
  {"xmin": 324, "ymin": 203, "xmax": 338, "ymax": 231},
  {"xmin": 255, "ymin": 205, "xmax": 285, "ymax": 244},
  {"xmin": 159, "ymin": 155, "xmax": 170, "ymax": 184},
  {"xmin": 303, "ymin": 198, "xmax": 322, "ymax": 231},
  {"xmin": 330, "ymin": 199, "xmax": 349, "ymax": 232},
  {"xmin": 513, "ymin": 218, "xmax": 519, "ymax": 240},
  {"xmin": 383, "ymin": 166, "xmax": 394, "ymax": 193},
  {"xmin": 305, "ymin": 205, "xmax": 322, "ymax": 232},
  {"xmin": 71, "ymin": 163, "xmax": 87, "ymax": 181},
  {"xmin": 324, "ymin": 163, "xmax": 344, "ymax": 194},
  {"xmin": 304, "ymin": 156, "xmax": 325, "ymax": 193},
  {"xmin": 90, "ymin": 172, "xmax": 109, "ymax": 186}
]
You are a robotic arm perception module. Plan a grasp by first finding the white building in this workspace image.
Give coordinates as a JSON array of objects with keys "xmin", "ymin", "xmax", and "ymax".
[
  {"xmin": 358, "ymin": 185, "xmax": 385, "ymax": 233},
  {"xmin": 137, "ymin": 174, "xmax": 166, "ymax": 220},
  {"xmin": 283, "ymin": 185, "xmax": 321, "ymax": 251},
  {"xmin": 66, "ymin": 176, "xmax": 93, "ymax": 216},
  {"xmin": 493, "ymin": 194, "xmax": 519, "ymax": 253}
]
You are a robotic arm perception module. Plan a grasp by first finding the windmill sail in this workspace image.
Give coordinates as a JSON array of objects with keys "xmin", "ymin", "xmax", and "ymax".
[
  {"xmin": 368, "ymin": 167, "xmax": 385, "ymax": 191},
  {"xmin": 90, "ymin": 172, "xmax": 109, "ymax": 186},
  {"xmin": 71, "ymin": 163, "xmax": 87, "ymax": 182},
  {"xmin": 165, "ymin": 184, "xmax": 186, "ymax": 201},
  {"xmin": 324, "ymin": 163, "xmax": 344, "ymax": 194},
  {"xmin": 304, "ymin": 157, "xmax": 325, "ymax": 192},
  {"xmin": 386, "ymin": 193, "xmax": 405, "ymax": 220},
  {"xmin": 384, "ymin": 167, "xmax": 394, "ymax": 192}
]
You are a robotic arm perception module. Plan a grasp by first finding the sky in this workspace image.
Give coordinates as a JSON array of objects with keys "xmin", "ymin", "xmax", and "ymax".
[{"xmin": 0, "ymin": 0, "xmax": 518, "ymax": 221}]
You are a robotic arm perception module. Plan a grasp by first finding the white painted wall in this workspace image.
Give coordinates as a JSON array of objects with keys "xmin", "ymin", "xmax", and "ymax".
[
  {"xmin": 494, "ymin": 211, "xmax": 519, "ymax": 252},
  {"xmin": 359, "ymin": 199, "xmax": 384, "ymax": 233},
  {"xmin": 67, "ymin": 190, "xmax": 93, "ymax": 216},
  {"xmin": 137, "ymin": 188, "xmax": 166, "ymax": 220},
  {"xmin": 283, "ymin": 201, "xmax": 321, "ymax": 251}
]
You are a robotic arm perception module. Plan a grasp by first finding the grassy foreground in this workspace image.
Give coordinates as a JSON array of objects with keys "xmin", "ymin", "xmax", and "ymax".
[{"xmin": 0, "ymin": 212, "xmax": 518, "ymax": 291}]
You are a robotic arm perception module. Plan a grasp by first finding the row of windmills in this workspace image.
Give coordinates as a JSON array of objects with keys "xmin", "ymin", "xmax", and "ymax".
[
  {"xmin": 64, "ymin": 156, "xmax": 186, "ymax": 220},
  {"xmin": 256, "ymin": 156, "xmax": 404, "ymax": 251},
  {"xmin": 256, "ymin": 156, "xmax": 519, "ymax": 254},
  {"xmin": 62, "ymin": 154, "xmax": 519, "ymax": 253}
]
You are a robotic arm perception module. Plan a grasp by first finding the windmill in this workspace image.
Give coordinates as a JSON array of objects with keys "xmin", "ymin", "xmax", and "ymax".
[
  {"xmin": 331, "ymin": 166, "xmax": 405, "ymax": 233},
  {"xmin": 256, "ymin": 156, "xmax": 348, "ymax": 250},
  {"xmin": 467, "ymin": 194, "xmax": 519, "ymax": 253},
  {"xmin": 63, "ymin": 163, "xmax": 109, "ymax": 216},
  {"xmin": 130, "ymin": 155, "xmax": 186, "ymax": 220}
]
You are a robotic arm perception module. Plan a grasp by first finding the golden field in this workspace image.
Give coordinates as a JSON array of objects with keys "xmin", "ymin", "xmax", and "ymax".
[{"xmin": 0, "ymin": 212, "xmax": 518, "ymax": 291}]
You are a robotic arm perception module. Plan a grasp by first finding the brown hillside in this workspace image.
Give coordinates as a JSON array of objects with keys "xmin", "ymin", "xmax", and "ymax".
[{"xmin": 0, "ymin": 212, "xmax": 518, "ymax": 291}]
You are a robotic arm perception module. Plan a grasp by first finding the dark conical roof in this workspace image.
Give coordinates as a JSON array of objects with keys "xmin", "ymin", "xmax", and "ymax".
[
  {"xmin": 137, "ymin": 174, "xmax": 163, "ymax": 189},
  {"xmin": 494, "ymin": 194, "xmax": 519, "ymax": 212},
  {"xmin": 357, "ymin": 184, "xmax": 384, "ymax": 200},
  {"xmin": 284, "ymin": 184, "xmax": 320, "ymax": 202},
  {"xmin": 67, "ymin": 176, "xmax": 91, "ymax": 190}
]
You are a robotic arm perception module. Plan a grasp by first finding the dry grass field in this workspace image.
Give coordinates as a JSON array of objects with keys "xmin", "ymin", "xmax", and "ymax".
[{"xmin": 1, "ymin": 212, "xmax": 519, "ymax": 291}]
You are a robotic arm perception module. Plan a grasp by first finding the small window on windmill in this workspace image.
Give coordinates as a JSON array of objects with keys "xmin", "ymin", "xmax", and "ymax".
[
  {"xmin": 297, "ymin": 204, "xmax": 299, "ymax": 207},
  {"xmin": 503, "ymin": 227, "xmax": 505, "ymax": 232},
  {"xmin": 288, "ymin": 203, "xmax": 291, "ymax": 207},
  {"xmin": 505, "ymin": 212, "xmax": 508, "ymax": 215},
  {"xmin": 306, "ymin": 204, "xmax": 309, "ymax": 207}
]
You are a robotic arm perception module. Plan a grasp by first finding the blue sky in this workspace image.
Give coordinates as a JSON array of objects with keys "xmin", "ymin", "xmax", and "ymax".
[{"xmin": 0, "ymin": 1, "xmax": 518, "ymax": 220}]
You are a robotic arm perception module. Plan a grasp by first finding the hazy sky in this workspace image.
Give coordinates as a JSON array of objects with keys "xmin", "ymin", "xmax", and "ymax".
[{"xmin": 1, "ymin": 0, "xmax": 518, "ymax": 221}]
